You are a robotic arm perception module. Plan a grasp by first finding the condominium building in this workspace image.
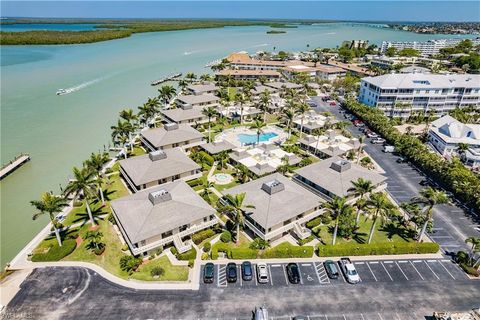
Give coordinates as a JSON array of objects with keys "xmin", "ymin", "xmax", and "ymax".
[
  {"xmin": 221, "ymin": 173, "xmax": 324, "ymax": 241},
  {"xmin": 427, "ymin": 115, "xmax": 480, "ymax": 158},
  {"xmin": 380, "ymin": 38, "xmax": 480, "ymax": 57},
  {"xmin": 140, "ymin": 123, "xmax": 205, "ymax": 151},
  {"xmin": 111, "ymin": 180, "xmax": 218, "ymax": 255},
  {"xmin": 358, "ymin": 73, "xmax": 480, "ymax": 117}
]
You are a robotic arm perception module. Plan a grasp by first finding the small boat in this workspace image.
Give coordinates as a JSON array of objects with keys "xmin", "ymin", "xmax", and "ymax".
[{"xmin": 56, "ymin": 89, "xmax": 68, "ymax": 95}]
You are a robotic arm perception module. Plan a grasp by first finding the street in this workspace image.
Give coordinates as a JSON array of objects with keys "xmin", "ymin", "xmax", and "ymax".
[
  {"xmin": 3, "ymin": 266, "xmax": 480, "ymax": 319},
  {"xmin": 311, "ymin": 96, "xmax": 480, "ymax": 254}
]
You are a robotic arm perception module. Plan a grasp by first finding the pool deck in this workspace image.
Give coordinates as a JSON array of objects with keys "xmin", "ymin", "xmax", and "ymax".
[{"xmin": 216, "ymin": 125, "xmax": 287, "ymax": 148}]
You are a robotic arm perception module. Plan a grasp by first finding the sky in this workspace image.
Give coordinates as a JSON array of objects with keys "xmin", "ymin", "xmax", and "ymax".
[{"xmin": 1, "ymin": 1, "xmax": 479, "ymax": 22}]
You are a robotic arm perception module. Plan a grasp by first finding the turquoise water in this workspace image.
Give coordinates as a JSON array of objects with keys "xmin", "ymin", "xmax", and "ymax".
[
  {"xmin": 1, "ymin": 23, "xmax": 98, "ymax": 32},
  {"xmin": 238, "ymin": 132, "xmax": 278, "ymax": 144},
  {"xmin": 0, "ymin": 23, "xmax": 475, "ymax": 268}
]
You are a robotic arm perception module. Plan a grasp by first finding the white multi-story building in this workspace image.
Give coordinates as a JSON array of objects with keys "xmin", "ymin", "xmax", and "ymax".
[
  {"xmin": 380, "ymin": 38, "xmax": 480, "ymax": 57},
  {"xmin": 358, "ymin": 73, "xmax": 480, "ymax": 117}
]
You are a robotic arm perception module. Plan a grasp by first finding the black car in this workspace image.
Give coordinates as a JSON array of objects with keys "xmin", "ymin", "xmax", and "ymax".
[
  {"xmin": 286, "ymin": 263, "xmax": 300, "ymax": 284},
  {"xmin": 419, "ymin": 179, "xmax": 431, "ymax": 186},
  {"xmin": 226, "ymin": 262, "xmax": 237, "ymax": 283},
  {"xmin": 203, "ymin": 263, "xmax": 214, "ymax": 283},
  {"xmin": 396, "ymin": 156, "xmax": 407, "ymax": 163},
  {"xmin": 241, "ymin": 261, "xmax": 253, "ymax": 281},
  {"xmin": 323, "ymin": 260, "xmax": 339, "ymax": 279}
]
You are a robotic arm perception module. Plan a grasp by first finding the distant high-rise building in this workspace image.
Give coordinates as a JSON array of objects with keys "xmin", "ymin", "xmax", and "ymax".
[{"xmin": 380, "ymin": 38, "xmax": 480, "ymax": 57}]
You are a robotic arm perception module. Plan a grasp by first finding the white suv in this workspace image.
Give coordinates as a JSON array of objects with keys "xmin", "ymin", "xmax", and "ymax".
[{"xmin": 256, "ymin": 263, "xmax": 269, "ymax": 284}]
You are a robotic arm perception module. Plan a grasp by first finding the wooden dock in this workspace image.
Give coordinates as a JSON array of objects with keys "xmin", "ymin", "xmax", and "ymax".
[{"xmin": 0, "ymin": 154, "xmax": 30, "ymax": 180}]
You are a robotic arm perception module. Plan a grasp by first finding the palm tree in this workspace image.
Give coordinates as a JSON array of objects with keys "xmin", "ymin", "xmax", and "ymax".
[
  {"xmin": 258, "ymin": 90, "xmax": 271, "ymax": 123},
  {"xmin": 31, "ymin": 192, "xmax": 68, "ymax": 247},
  {"xmin": 185, "ymin": 72, "xmax": 197, "ymax": 82},
  {"xmin": 465, "ymin": 237, "xmax": 480, "ymax": 266},
  {"xmin": 250, "ymin": 118, "xmax": 266, "ymax": 145},
  {"xmin": 200, "ymin": 74, "xmax": 212, "ymax": 82},
  {"xmin": 201, "ymin": 106, "xmax": 217, "ymax": 143},
  {"xmin": 64, "ymin": 166, "xmax": 98, "ymax": 225},
  {"xmin": 312, "ymin": 128, "xmax": 325, "ymax": 156},
  {"xmin": 457, "ymin": 143, "xmax": 469, "ymax": 156},
  {"xmin": 83, "ymin": 152, "xmax": 110, "ymax": 205},
  {"xmin": 410, "ymin": 187, "xmax": 449, "ymax": 242},
  {"xmin": 296, "ymin": 102, "xmax": 310, "ymax": 138},
  {"xmin": 111, "ymin": 119, "xmax": 134, "ymax": 157},
  {"xmin": 157, "ymin": 85, "xmax": 176, "ymax": 108},
  {"xmin": 235, "ymin": 91, "xmax": 247, "ymax": 124},
  {"xmin": 119, "ymin": 108, "xmax": 138, "ymax": 128},
  {"xmin": 349, "ymin": 178, "xmax": 374, "ymax": 226},
  {"xmin": 356, "ymin": 135, "xmax": 365, "ymax": 164},
  {"xmin": 216, "ymin": 150, "xmax": 229, "ymax": 170},
  {"xmin": 365, "ymin": 192, "xmax": 395, "ymax": 244},
  {"xmin": 277, "ymin": 156, "xmax": 293, "ymax": 175},
  {"xmin": 223, "ymin": 192, "xmax": 255, "ymax": 244},
  {"xmin": 234, "ymin": 164, "xmax": 250, "ymax": 184},
  {"xmin": 281, "ymin": 105, "xmax": 296, "ymax": 139},
  {"xmin": 177, "ymin": 79, "xmax": 188, "ymax": 94},
  {"xmin": 201, "ymin": 181, "xmax": 215, "ymax": 203},
  {"xmin": 323, "ymin": 197, "xmax": 352, "ymax": 245},
  {"xmin": 84, "ymin": 230, "xmax": 105, "ymax": 252}
]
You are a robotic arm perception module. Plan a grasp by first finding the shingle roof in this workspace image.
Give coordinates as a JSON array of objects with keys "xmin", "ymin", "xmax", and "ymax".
[
  {"xmin": 120, "ymin": 148, "xmax": 200, "ymax": 186},
  {"xmin": 161, "ymin": 107, "xmax": 205, "ymax": 122},
  {"xmin": 265, "ymin": 82, "xmax": 303, "ymax": 90},
  {"xmin": 141, "ymin": 124, "xmax": 204, "ymax": 149},
  {"xmin": 187, "ymin": 83, "xmax": 219, "ymax": 94},
  {"xmin": 294, "ymin": 156, "xmax": 386, "ymax": 198},
  {"xmin": 111, "ymin": 180, "xmax": 216, "ymax": 244},
  {"xmin": 176, "ymin": 94, "xmax": 219, "ymax": 105},
  {"xmin": 201, "ymin": 140, "xmax": 236, "ymax": 154},
  {"xmin": 222, "ymin": 173, "xmax": 322, "ymax": 229}
]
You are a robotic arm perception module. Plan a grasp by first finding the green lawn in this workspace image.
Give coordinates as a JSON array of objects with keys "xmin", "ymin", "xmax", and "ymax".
[
  {"xmin": 130, "ymin": 256, "xmax": 189, "ymax": 281},
  {"xmin": 315, "ymin": 219, "xmax": 414, "ymax": 246},
  {"xmin": 227, "ymin": 87, "xmax": 237, "ymax": 101}
]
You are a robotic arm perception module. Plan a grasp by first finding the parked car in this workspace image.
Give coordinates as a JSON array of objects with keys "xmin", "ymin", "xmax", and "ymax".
[
  {"xmin": 323, "ymin": 260, "xmax": 339, "ymax": 279},
  {"xmin": 257, "ymin": 263, "xmax": 269, "ymax": 284},
  {"xmin": 366, "ymin": 131, "xmax": 378, "ymax": 138},
  {"xmin": 203, "ymin": 263, "xmax": 215, "ymax": 283},
  {"xmin": 419, "ymin": 179, "xmax": 431, "ymax": 186},
  {"xmin": 396, "ymin": 156, "xmax": 407, "ymax": 163},
  {"xmin": 254, "ymin": 306, "xmax": 269, "ymax": 320},
  {"xmin": 226, "ymin": 262, "xmax": 237, "ymax": 283},
  {"xmin": 286, "ymin": 263, "xmax": 301, "ymax": 284},
  {"xmin": 241, "ymin": 261, "xmax": 253, "ymax": 281},
  {"xmin": 292, "ymin": 316, "xmax": 308, "ymax": 320},
  {"xmin": 383, "ymin": 145, "xmax": 395, "ymax": 153},
  {"xmin": 338, "ymin": 258, "xmax": 360, "ymax": 284},
  {"xmin": 371, "ymin": 137, "xmax": 386, "ymax": 144},
  {"xmin": 329, "ymin": 101, "xmax": 337, "ymax": 106}
]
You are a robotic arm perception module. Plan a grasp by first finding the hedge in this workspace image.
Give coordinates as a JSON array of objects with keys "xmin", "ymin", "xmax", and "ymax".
[
  {"xmin": 191, "ymin": 229, "xmax": 216, "ymax": 245},
  {"xmin": 306, "ymin": 217, "xmax": 321, "ymax": 229},
  {"xmin": 259, "ymin": 243, "xmax": 314, "ymax": 259},
  {"xmin": 459, "ymin": 263, "xmax": 480, "ymax": 277},
  {"xmin": 31, "ymin": 239, "xmax": 77, "ymax": 262},
  {"xmin": 176, "ymin": 247, "xmax": 197, "ymax": 261},
  {"xmin": 199, "ymin": 151, "xmax": 214, "ymax": 166},
  {"xmin": 317, "ymin": 242, "xmax": 440, "ymax": 257}
]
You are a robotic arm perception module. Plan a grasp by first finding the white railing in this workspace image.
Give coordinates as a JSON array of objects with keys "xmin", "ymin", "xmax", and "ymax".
[{"xmin": 173, "ymin": 234, "xmax": 192, "ymax": 254}]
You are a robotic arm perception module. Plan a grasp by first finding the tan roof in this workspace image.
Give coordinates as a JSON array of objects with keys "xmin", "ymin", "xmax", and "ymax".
[
  {"xmin": 111, "ymin": 180, "xmax": 216, "ymax": 244},
  {"xmin": 120, "ymin": 148, "xmax": 200, "ymax": 186},
  {"xmin": 327, "ymin": 60, "xmax": 375, "ymax": 76},
  {"xmin": 217, "ymin": 69, "xmax": 281, "ymax": 77},
  {"xmin": 140, "ymin": 124, "xmax": 204, "ymax": 149}
]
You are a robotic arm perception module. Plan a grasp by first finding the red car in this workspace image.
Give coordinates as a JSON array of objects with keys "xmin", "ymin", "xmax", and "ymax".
[{"xmin": 329, "ymin": 101, "xmax": 336, "ymax": 106}]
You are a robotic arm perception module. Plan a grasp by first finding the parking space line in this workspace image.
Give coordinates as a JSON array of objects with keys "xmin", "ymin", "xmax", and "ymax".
[
  {"xmin": 439, "ymin": 260, "xmax": 456, "ymax": 280},
  {"xmin": 378, "ymin": 313, "xmax": 384, "ymax": 320},
  {"xmin": 395, "ymin": 261, "xmax": 409, "ymax": 280},
  {"xmin": 268, "ymin": 265, "xmax": 273, "ymax": 286},
  {"xmin": 366, "ymin": 262, "xmax": 378, "ymax": 281},
  {"xmin": 425, "ymin": 261, "xmax": 440, "ymax": 280},
  {"xmin": 238, "ymin": 265, "xmax": 242, "ymax": 287},
  {"xmin": 360, "ymin": 314, "xmax": 365, "ymax": 320},
  {"xmin": 381, "ymin": 262, "xmax": 393, "ymax": 281},
  {"xmin": 253, "ymin": 266, "xmax": 258, "ymax": 286},
  {"xmin": 314, "ymin": 262, "xmax": 323, "ymax": 283},
  {"xmin": 409, "ymin": 261, "xmax": 424, "ymax": 280},
  {"xmin": 343, "ymin": 315, "xmax": 347, "ymax": 320},
  {"xmin": 282, "ymin": 264, "xmax": 289, "ymax": 285}
]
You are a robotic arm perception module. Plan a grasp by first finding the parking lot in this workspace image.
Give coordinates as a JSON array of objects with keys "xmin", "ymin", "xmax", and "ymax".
[{"xmin": 199, "ymin": 258, "xmax": 468, "ymax": 290}]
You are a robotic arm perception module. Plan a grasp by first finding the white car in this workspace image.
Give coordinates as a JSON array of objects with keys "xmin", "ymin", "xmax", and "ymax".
[
  {"xmin": 256, "ymin": 263, "xmax": 269, "ymax": 284},
  {"xmin": 339, "ymin": 258, "xmax": 360, "ymax": 284}
]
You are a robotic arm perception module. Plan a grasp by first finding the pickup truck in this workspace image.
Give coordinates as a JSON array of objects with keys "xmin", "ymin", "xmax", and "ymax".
[{"xmin": 338, "ymin": 257, "xmax": 360, "ymax": 284}]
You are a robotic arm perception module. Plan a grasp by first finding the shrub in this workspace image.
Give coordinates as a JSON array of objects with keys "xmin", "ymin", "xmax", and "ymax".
[
  {"xmin": 203, "ymin": 242, "xmax": 211, "ymax": 253},
  {"xmin": 249, "ymin": 238, "xmax": 270, "ymax": 250},
  {"xmin": 260, "ymin": 243, "xmax": 314, "ymax": 259},
  {"xmin": 170, "ymin": 247, "xmax": 178, "ymax": 255},
  {"xmin": 192, "ymin": 229, "xmax": 216, "ymax": 245},
  {"xmin": 228, "ymin": 248, "xmax": 258, "ymax": 259},
  {"xmin": 73, "ymin": 201, "xmax": 83, "ymax": 207},
  {"xmin": 306, "ymin": 217, "xmax": 321, "ymax": 229},
  {"xmin": 31, "ymin": 239, "xmax": 77, "ymax": 262},
  {"xmin": 220, "ymin": 231, "xmax": 232, "ymax": 243},
  {"xmin": 176, "ymin": 247, "xmax": 197, "ymax": 261},
  {"xmin": 119, "ymin": 255, "xmax": 142, "ymax": 274},
  {"xmin": 94, "ymin": 246, "xmax": 105, "ymax": 255},
  {"xmin": 298, "ymin": 235, "xmax": 315, "ymax": 246},
  {"xmin": 188, "ymin": 259, "xmax": 195, "ymax": 268},
  {"xmin": 459, "ymin": 263, "xmax": 480, "ymax": 277},
  {"xmin": 149, "ymin": 254, "xmax": 156, "ymax": 260},
  {"xmin": 199, "ymin": 151, "xmax": 214, "ymax": 166},
  {"xmin": 187, "ymin": 179, "xmax": 202, "ymax": 188},
  {"xmin": 156, "ymin": 248, "xmax": 163, "ymax": 256},
  {"xmin": 321, "ymin": 214, "xmax": 332, "ymax": 225},
  {"xmin": 150, "ymin": 266, "xmax": 165, "ymax": 278},
  {"xmin": 201, "ymin": 252, "xmax": 209, "ymax": 260},
  {"xmin": 121, "ymin": 244, "xmax": 129, "ymax": 252},
  {"xmin": 317, "ymin": 242, "xmax": 440, "ymax": 257}
]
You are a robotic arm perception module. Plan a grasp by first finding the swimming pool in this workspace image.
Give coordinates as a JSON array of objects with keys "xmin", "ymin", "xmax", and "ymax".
[{"xmin": 237, "ymin": 132, "xmax": 278, "ymax": 144}]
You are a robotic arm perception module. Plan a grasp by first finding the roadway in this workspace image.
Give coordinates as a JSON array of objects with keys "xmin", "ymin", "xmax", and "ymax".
[
  {"xmin": 311, "ymin": 96, "xmax": 480, "ymax": 255},
  {"xmin": 4, "ymin": 265, "xmax": 480, "ymax": 319}
]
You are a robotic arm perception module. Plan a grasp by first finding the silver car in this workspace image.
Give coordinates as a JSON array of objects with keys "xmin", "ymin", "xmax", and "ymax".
[{"xmin": 256, "ymin": 263, "xmax": 269, "ymax": 284}]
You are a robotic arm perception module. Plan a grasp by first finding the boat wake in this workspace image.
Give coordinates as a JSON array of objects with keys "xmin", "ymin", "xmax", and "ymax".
[
  {"xmin": 56, "ymin": 77, "xmax": 103, "ymax": 96},
  {"xmin": 251, "ymin": 43, "xmax": 270, "ymax": 48}
]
